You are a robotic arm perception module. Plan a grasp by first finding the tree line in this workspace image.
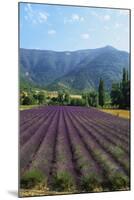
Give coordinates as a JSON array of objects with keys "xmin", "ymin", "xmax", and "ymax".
[
  {"xmin": 20, "ymin": 68, "xmax": 130, "ymax": 109},
  {"xmin": 20, "ymin": 91, "xmax": 46, "ymax": 105},
  {"xmin": 97, "ymin": 68, "xmax": 130, "ymax": 109},
  {"xmin": 110, "ymin": 68, "xmax": 130, "ymax": 109}
]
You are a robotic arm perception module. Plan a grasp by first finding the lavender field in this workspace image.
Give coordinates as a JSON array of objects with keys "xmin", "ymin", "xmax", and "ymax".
[{"xmin": 20, "ymin": 106, "xmax": 130, "ymax": 195}]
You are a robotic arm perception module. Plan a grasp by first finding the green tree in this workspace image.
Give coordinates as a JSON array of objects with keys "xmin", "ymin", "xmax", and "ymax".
[
  {"xmin": 110, "ymin": 68, "xmax": 130, "ymax": 109},
  {"xmin": 70, "ymin": 98, "xmax": 86, "ymax": 106},
  {"xmin": 110, "ymin": 83, "xmax": 121, "ymax": 106},
  {"xmin": 121, "ymin": 68, "xmax": 130, "ymax": 108},
  {"xmin": 22, "ymin": 96, "xmax": 33, "ymax": 105},
  {"xmin": 20, "ymin": 91, "xmax": 27, "ymax": 105},
  {"xmin": 38, "ymin": 92, "xmax": 46, "ymax": 105},
  {"xmin": 98, "ymin": 78, "xmax": 105, "ymax": 107},
  {"xmin": 122, "ymin": 68, "xmax": 128, "ymax": 82},
  {"xmin": 33, "ymin": 93, "xmax": 38, "ymax": 101},
  {"xmin": 88, "ymin": 91, "xmax": 98, "ymax": 107},
  {"xmin": 57, "ymin": 91, "xmax": 64, "ymax": 104},
  {"xmin": 82, "ymin": 92, "xmax": 89, "ymax": 106},
  {"xmin": 125, "ymin": 80, "xmax": 130, "ymax": 108},
  {"xmin": 64, "ymin": 92, "xmax": 70, "ymax": 105}
]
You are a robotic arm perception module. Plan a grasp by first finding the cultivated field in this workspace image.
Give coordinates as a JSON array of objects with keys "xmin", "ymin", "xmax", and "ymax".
[
  {"xmin": 46, "ymin": 91, "xmax": 82, "ymax": 99},
  {"xmin": 20, "ymin": 106, "xmax": 130, "ymax": 197},
  {"xmin": 99, "ymin": 109, "xmax": 130, "ymax": 119}
]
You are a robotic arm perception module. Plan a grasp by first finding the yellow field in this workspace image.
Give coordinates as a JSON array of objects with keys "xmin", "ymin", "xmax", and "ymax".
[
  {"xmin": 47, "ymin": 92, "xmax": 82, "ymax": 99},
  {"xmin": 70, "ymin": 95, "xmax": 82, "ymax": 99},
  {"xmin": 99, "ymin": 109, "xmax": 130, "ymax": 119},
  {"xmin": 20, "ymin": 105, "xmax": 40, "ymax": 111},
  {"xmin": 47, "ymin": 91, "xmax": 58, "ymax": 98}
]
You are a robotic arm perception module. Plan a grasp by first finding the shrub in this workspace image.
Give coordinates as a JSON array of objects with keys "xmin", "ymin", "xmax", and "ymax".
[
  {"xmin": 38, "ymin": 92, "xmax": 46, "ymax": 105},
  {"xmin": 51, "ymin": 171, "xmax": 75, "ymax": 192},
  {"xmin": 80, "ymin": 174, "xmax": 101, "ymax": 192},
  {"xmin": 70, "ymin": 98, "xmax": 86, "ymax": 106},
  {"xmin": 109, "ymin": 172, "xmax": 129, "ymax": 190},
  {"xmin": 51, "ymin": 97, "xmax": 58, "ymax": 102},
  {"xmin": 20, "ymin": 169, "xmax": 45, "ymax": 189},
  {"xmin": 22, "ymin": 96, "xmax": 33, "ymax": 105}
]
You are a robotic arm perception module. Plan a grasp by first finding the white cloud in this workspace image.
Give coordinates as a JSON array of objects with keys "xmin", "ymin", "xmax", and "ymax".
[
  {"xmin": 24, "ymin": 4, "xmax": 32, "ymax": 13},
  {"xmin": 63, "ymin": 18, "xmax": 70, "ymax": 24},
  {"xmin": 38, "ymin": 12, "xmax": 48, "ymax": 23},
  {"xmin": 27, "ymin": 3, "xmax": 33, "ymax": 13},
  {"xmin": 64, "ymin": 17, "xmax": 75, "ymax": 24},
  {"xmin": 72, "ymin": 14, "xmax": 84, "ymax": 22},
  {"xmin": 91, "ymin": 11, "xmax": 99, "ymax": 17},
  {"xmin": 48, "ymin": 29, "xmax": 56, "ymax": 35},
  {"xmin": 81, "ymin": 33, "xmax": 90, "ymax": 40},
  {"xmin": 103, "ymin": 15, "xmax": 111, "ymax": 21},
  {"xmin": 24, "ymin": 4, "xmax": 49, "ymax": 24},
  {"xmin": 91, "ymin": 11, "xmax": 111, "ymax": 22},
  {"xmin": 64, "ymin": 13, "xmax": 84, "ymax": 24},
  {"xmin": 24, "ymin": 4, "xmax": 34, "ymax": 21},
  {"xmin": 72, "ymin": 14, "xmax": 80, "ymax": 21},
  {"xmin": 115, "ymin": 23, "xmax": 122, "ymax": 28},
  {"xmin": 80, "ymin": 17, "xmax": 84, "ymax": 22}
]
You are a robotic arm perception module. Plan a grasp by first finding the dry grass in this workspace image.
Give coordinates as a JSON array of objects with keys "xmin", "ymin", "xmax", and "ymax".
[
  {"xmin": 19, "ymin": 189, "xmax": 77, "ymax": 197},
  {"xmin": 99, "ymin": 109, "xmax": 130, "ymax": 119},
  {"xmin": 20, "ymin": 105, "xmax": 40, "ymax": 111},
  {"xmin": 19, "ymin": 187, "xmax": 129, "ymax": 197}
]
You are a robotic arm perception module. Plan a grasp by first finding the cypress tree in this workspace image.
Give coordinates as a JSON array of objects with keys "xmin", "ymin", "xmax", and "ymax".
[
  {"xmin": 110, "ymin": 68, "xmax": 130, "ymax": 109},
  {"xmin": 98, "ymin": 78, "xmax": 105, "ymax": 107},
  {"xmin": 121, "ymin": 68, "xmax": 130, "ymax": 108},
  {"xmin": 122, "ymin": 68, "xmax": 128, "ymax": 83}
]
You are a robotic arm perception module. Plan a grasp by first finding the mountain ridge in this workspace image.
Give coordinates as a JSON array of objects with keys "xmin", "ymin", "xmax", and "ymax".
[
  {"xmin": 20, "ymin": 46, "xmax": 129, "ymax": 92},
  {"xmin": 20, "ymin": 45, "xmax": 128, "ymax": 53}
]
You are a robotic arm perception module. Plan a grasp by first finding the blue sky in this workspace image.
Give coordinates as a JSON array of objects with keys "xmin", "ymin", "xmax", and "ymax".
[{"xmin": 19, "ymin": 3, "xmax": 130, "ymax": 52}]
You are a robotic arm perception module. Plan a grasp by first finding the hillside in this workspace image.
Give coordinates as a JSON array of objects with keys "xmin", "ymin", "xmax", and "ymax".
[{"xmin": 20, "ymin": 46, "xmax": 129, "ymax": 92}]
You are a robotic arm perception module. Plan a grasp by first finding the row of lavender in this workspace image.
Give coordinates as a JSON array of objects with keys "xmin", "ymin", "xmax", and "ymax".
[{"xmin": 20, "ymin": 106, "xmax": 130, "ymax": 192}]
